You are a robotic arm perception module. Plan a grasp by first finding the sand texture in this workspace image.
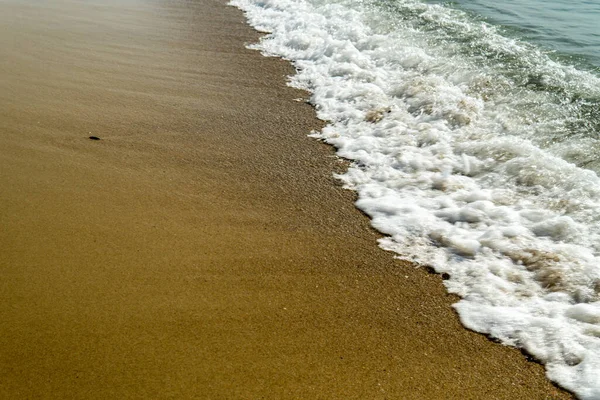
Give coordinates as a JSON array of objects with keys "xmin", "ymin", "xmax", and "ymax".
[{"xmin": 0, "ymin": 0, "xmax": 573, "ymax": 398}]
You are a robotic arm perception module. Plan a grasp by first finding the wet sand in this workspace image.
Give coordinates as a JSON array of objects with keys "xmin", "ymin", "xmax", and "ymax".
[{"xmin": 0, "ymin": 0, "xmax": 573, "ymax": 398}]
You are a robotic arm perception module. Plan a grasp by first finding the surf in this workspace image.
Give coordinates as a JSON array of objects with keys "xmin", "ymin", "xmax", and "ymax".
[{"xmin": 231, "ymin": 0, "xmax": 600, "ymax": 397}]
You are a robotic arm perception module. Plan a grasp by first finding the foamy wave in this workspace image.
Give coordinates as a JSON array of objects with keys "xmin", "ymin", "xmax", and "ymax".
[{"xmin": 231, "ymin": 0, "xmax": 600, "ymax": 397}]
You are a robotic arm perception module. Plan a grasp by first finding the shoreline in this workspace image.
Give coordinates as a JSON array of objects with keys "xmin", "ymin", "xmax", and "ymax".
[{"xmin": 0, "ymin": 0, "xmax": 573, "ymax": 398}]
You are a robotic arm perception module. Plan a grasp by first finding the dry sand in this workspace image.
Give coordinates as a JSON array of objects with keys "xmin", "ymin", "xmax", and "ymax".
[{"xmin": 0, "ymin": 0, "xmax": 573, "ymax": 398}]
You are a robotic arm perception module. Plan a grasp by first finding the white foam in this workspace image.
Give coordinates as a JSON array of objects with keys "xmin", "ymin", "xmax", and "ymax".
[{"xmin": 231, "ymin": 0, "xmax": 600, "ymax": 397}]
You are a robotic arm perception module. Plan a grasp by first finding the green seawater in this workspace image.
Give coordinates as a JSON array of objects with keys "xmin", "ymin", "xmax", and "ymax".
[{"xmin": 427, "ymin": 0, "xmax": 600, "ymax": 68}]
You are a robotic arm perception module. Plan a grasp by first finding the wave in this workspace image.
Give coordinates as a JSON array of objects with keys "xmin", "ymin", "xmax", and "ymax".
[{"xmin": 231, "ymin": 0, "xmax": 600, "ymax": 397}]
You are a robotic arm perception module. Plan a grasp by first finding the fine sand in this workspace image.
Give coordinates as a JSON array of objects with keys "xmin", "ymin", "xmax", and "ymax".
[{"xmin": 0, "ymin": 0, "xmax": 573, "ymax": 398}]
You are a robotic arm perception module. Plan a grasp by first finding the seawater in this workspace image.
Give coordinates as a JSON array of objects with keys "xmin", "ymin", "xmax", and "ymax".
[
  {"xmin": 231, "ymin": 0, "xmax": 600, "ymax": 397},
  {"xmin": 427, "ymin": 0, "xmax": 600, "ymax": 69}
]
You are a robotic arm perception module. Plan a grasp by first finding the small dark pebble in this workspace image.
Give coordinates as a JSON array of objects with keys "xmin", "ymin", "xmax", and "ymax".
[
  {"xmin": 89, "ymin": 136, "xmax": 101, "ymax": 140},
  {"xmin": 424, "ymin": 266, "xmax": 436, "ymax": 274},
  {"xmin": 489, "ymin": 336, "xmax": 503, "ymax": 344},
  {"xmin": 441, "ymin": 272, "xmax": 451, "ymax": 280}
]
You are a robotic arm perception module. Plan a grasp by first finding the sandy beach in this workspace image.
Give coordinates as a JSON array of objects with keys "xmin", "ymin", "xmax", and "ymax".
[{"xmin": 0, "ymin": 0, "xmax": 573, "ymax": 398}]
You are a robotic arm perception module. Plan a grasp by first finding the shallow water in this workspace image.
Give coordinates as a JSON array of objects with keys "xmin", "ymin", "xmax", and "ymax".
[
  {"xmin": 232, "ymin": 0, "xmax": 600, "ymax": 397},
  {"xmin": 427, "ymin": 0, "xmax": 600, "ymax": 68}
]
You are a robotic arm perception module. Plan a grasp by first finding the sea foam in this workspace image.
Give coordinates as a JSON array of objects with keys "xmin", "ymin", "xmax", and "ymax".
[{"xmin": 231, "ymin": 0, "xmax": 600, "ymax": 397}]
